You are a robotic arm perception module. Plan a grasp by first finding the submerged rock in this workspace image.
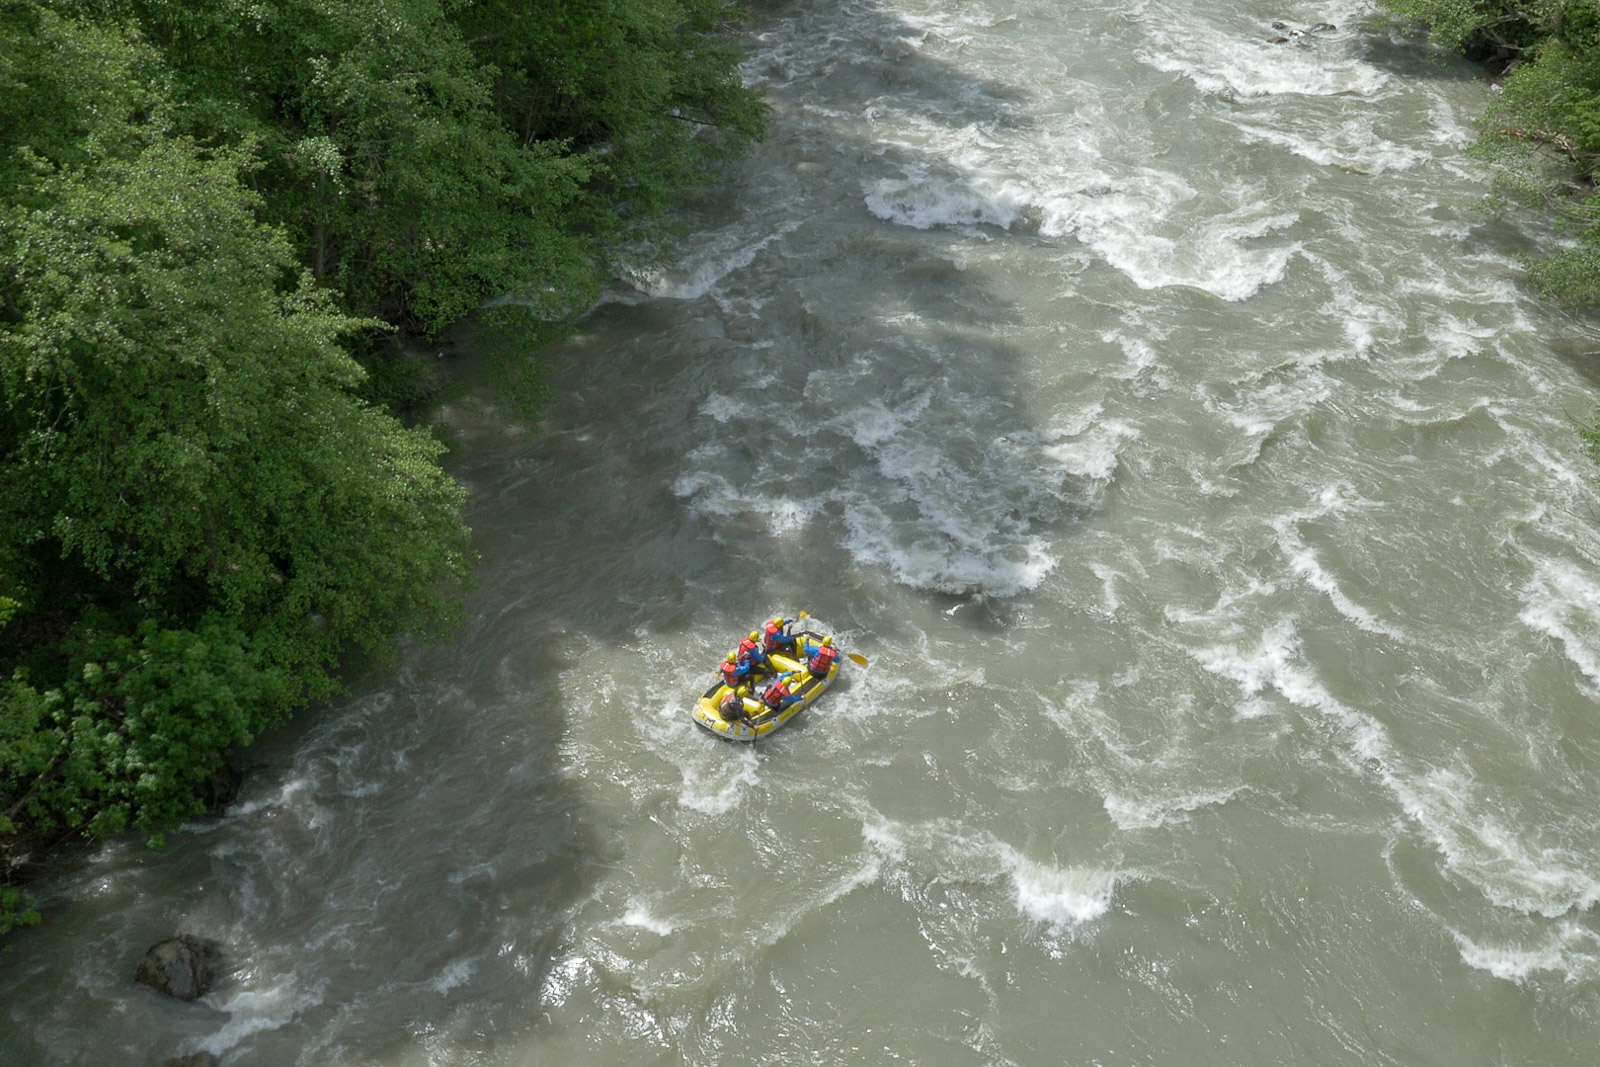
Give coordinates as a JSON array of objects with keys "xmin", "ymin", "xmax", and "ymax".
[
  {"xmin": 135, "ymin": 935, "xmax": 223, "ymax": 1000},
  {"xmin": 1267, "ymin": 19, "xmax": 1336, "ymax": 44}
]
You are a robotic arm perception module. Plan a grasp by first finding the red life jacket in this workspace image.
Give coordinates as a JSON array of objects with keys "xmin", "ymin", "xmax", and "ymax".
[
  {"xmin": 808, "ymin": 645, "xmax": 837, "ymax": 674},
  {"xmin": 763, "ymin": 620, "xmax": 789, "ymax": 651},
  {"xmin": 763, "ymin": 680, "xmax": 791, "ymax": 708},
  {"xmin": 738, "ymin": 637, "xmax": 760, "ymax": 660},
  {"xmin": 720, "ymin": 660, "xmax": 741, "ymax": 686}
]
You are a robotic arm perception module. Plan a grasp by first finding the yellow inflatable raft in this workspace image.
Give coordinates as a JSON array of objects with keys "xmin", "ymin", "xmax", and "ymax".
[{"xmin": 692, "ymin": 619, "xmax": 840, "ymax": 741}]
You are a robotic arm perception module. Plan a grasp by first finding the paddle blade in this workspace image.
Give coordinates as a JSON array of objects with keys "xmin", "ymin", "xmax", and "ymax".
[{"xmin": 846, "ymin": 652, "xmax": 868, "ymax": 667}]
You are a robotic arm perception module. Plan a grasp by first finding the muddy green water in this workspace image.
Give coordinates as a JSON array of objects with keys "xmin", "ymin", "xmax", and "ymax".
[{"xmin": 7, "ymin": 1, "xmax": 1600, "ymax": 1064}]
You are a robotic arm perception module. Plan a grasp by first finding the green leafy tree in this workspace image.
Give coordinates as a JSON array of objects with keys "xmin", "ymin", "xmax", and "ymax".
[
  {"xmin": 0, "ymin": 130, "xmax": 473, "ymax": 683},
  {"xmin": 62, "ymin": 0, "xmax": 763, "ymax": 335},
  {"xmin": 452, "ymin": 0, "xmax": 767, "ymax": 235},
  {"xmin": 1380, "ymin": 0, "xmax": 1549, "ymax": 55},
  {"xmin": 0, "ymin": 0, "xmax": 763, "ymax": 933},
  {"xmin": 0, "ymin": 9, "xmax": 471, "ymax": 917}
]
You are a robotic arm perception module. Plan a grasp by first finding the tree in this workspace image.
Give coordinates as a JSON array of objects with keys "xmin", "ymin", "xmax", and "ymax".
[
  {"xmin": 0, "ymin": 0, "xmax": 765, "ymax": 930},
  {"xmin": 0, "ymin": 9, "xmax": 471, "ymax": 886},
  {"xmin": 59, "ymin": 0, "xmax": 764, "ymax": 335}
]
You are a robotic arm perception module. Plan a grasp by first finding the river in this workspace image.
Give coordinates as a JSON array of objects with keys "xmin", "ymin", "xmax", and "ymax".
[{"xmin": 7, "ymin": 0, "xmax": 1600, "ymax": 1063}]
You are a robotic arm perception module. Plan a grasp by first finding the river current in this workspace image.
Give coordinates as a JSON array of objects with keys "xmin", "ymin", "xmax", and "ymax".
[{"xmin": 8, "ymin": 1, "xmax": 1600, "ymax": 1063}]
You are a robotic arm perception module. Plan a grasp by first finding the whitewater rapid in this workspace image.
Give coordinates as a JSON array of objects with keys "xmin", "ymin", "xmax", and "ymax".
[{"xmin": 7, "ymin": 0, "xmax": 1600, "ymax": 1063}]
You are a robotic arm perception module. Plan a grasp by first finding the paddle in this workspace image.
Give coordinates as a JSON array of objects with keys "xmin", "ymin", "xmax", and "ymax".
[{"xmin": 795, "ymin": 612, "xmax": 869, "ymax": 668}]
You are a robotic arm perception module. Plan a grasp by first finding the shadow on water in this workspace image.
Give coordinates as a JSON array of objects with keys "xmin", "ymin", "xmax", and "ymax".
[
  {"xmin": 744, "ymin": 0, "xmax": 1035, "ymax": 127},
  {"xmin": 1539, "ymin": 324, "xmax": 1600, "ymax": 399},
  {"xmin": 1348, "ymin": 15, "xmax": 1491, "ymax": 84},
  {"xmin": 446, "ymin": 0, "xmax": 1109, "ymax": 651},
  {"xmin": 0, "ymin": 583, "xmax": 600, "ymax": 1067}
]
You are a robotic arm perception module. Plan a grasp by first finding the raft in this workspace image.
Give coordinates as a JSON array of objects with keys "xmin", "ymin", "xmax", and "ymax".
[{"xmin": 692, "ymin": 619, "xmax": 840, "ymax": 741}]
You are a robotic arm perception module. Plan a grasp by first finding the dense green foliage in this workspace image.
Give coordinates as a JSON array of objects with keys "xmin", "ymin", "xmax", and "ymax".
[
  {"xmin": 1381, "ymin": 1, "xmax": 1600, "ymax": 301},
  {"xmin": 0, "ymin": 0, "xmax": 762, "ymax": 931}
]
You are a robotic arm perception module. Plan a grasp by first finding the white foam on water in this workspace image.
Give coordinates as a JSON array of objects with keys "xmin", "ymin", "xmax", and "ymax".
[
  {"xmin": 1397, "ymin": 302, "xmax": 1513, "ymax": 371},
  {"xmin": 620, "ymin": 900, "xmax": 678, "ymax": 936},
  {"xmin": 537, "ymin": 951, "xmax": 596, "ymax": 1012},
  {"xmin": 840, "ymin": 505, "xmax": 1058, "ymax": 597},
  {"xmin": 1162, "ymin": 574, "xmax": 1277, "ymax": 632},
  {"xmin": 1273, "ymin": 519, "xmax": 1406, "ymax": 641},
  {"xmin": 1136, "ymin": 13, "xmax": 1390, "ymax": 99},
  {"xmin": 1037, "ymin": 179, "xmax": 1302, "ymax": 302},
  {"xmin": 1040, "ymin": 677, "xmax": 1105, "ymax": 738},
  {"xmin": 1234, "ymin": 118, "xmax": 1431, "ymax": 174},
  {"xmin": 678, "ymin": 354, "xmax": 1114, "ymax": 598},
  {"xmin": 698, "ymin": 392, "xmax": 746, "ymax": 423},
  {"xmin": 1090, "ymin": 562, "xmax": 1124, "ymax": 615},
  {"xmin": 828, "ymin": 401, "xmax": 1115, "ymax": 597},
  {"xmin": 195, "ymin": 974, "xmax": 325, "ymax": 1056},
  {"xmin": 856, "ymin": 83, "xmax": 1302, "ymax": 300},
  {"xmin": 1453, "ymin": 923, "xmax": 1600, "ymax": 984},
  {"xmin": 1189, "ymin": 616, "xmax": 1387, "ymax": 763},
  {"xmin": 677, "ymin": 749, "xmax": 762, "ymax": 815},
  {"xmin": 748, "ymin": 851, "xmax": 889, "ymax": 957},
  {"xmin": 1209, "ymin": 370, "xmax": 1333, "ymax": 455},
  {"xmin": 864, "ymin": 166, "xmax": 1026, "ymax": 231},
  {"xmin": 632, "ymin": 219, "xmax": 804, "ymax": 300},
  {"xmin": 1102, "ymin": 786, "xmax": 1245, "ymax": 830},
  {"xmin": 1303, "ymin": 252, "xmax": 1403, "ymax": 361},
  {"xmin": 1101, "ymin": 330, "xmax": 1165, "ymax": 384},
  {"xmin": 894, "ymin": 2, "xmax": 1017, "ymax": 43},
  {"xmin": 1404, "ymin": 765, "xmax": 1600, "ymax": 918},
  {"xmin": 832, "ymin": 390, "xmax": 933, "ymax": 449},
  {"xmin": 854, "ymin": 804, "xmax": 1122, "ymax": 931},
  {"xmin": 1193, "ymin": 613, "xmax": 1600, "ymax": 921},
  {"xmin": 1498, "ymin": 428, "xmax": 1591, "ymax": 492},
  {"xmin": 429, "ymin": 957, "xmax": 476, "ymax": 994},
  {"xmin": 225, "ymin": 774, "xmax": 316, "ymax": 818},
  {"xmin": 1042, "ymin": 416, "xmax": 1139, "ymax": 483},
  {"xmin": 1001, "ymin": 849, "xmax": 1120, "ymax": 930},
  {"xmin": 860, "ymin": 808, "xmax": 911, "ymax": 866},
  {"xmin": 1519, "ymin": 555, "xmax": 1600, "ymax": 696},
  {"xmin": 672, "ymin": 469, "xmax": 824, "ymax": 537}
]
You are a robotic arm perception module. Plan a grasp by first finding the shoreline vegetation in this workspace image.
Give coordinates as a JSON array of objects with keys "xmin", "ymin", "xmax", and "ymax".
[
  {"xmin": 1374, "ymin": 3, "xmax": 1600, "ymax": 509},
  {"xmin": 0, "ymin": 0, "xmax": 765, "ymax": 933},
  {"xmin": 1379, "ymin": 1, "xmax": 1600, "ymax": 304}
]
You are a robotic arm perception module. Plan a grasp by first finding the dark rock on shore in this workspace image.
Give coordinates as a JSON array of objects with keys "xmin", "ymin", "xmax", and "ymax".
[
  {"xmin": 135, "ymin": 935, "xmax": 223, "ymax": 1000},
  {"xmin": 198, "ymin": 753, "xmax": 244, "ymax": 815}
]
